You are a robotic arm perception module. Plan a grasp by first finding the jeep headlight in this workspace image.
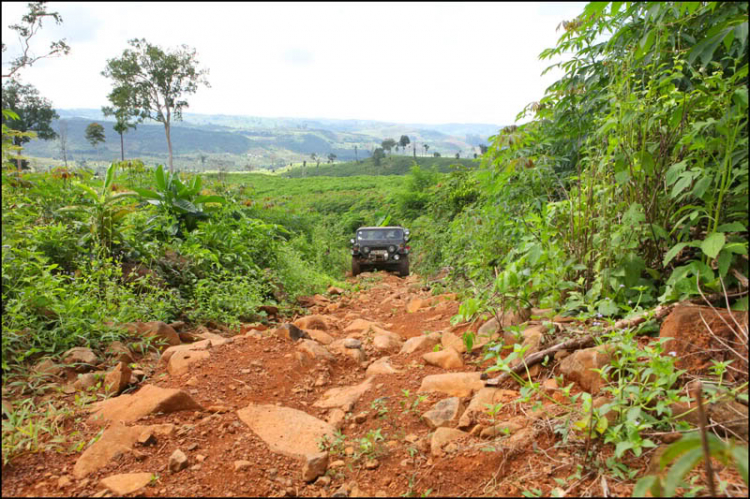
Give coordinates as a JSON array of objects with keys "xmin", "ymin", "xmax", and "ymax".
[
  {"xmin": 388, "ymin": 245, "xmax": 396, "ymax": 253},
  {"xmin": 363, "ymin": 246, "xmax": 370, "ymax": 253}
]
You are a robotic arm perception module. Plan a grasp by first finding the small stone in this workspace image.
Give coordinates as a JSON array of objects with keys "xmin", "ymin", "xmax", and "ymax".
[
  {"xmin": 364, "ymin": 459, "xmax": 379, "ymax": 470},
  {"xmin": 344, "ymin": 446, "xmax": 354, "ymax": 456},
  {"xmin": 58, "ymin": 476, "xmax": 72, "ymax": 489},
  {"xmin": 186, "ymin": 442, "xmax": 198, "ymax": 451},
  {"xmin": 302, "ymin": 452, "xmax": 329, "ymax": 482},
  {"xmin": 330, "ymin": 460, "xmax": 346, "ymax": 468},
  {"xmin": 234, "ymin": 460, "xmax": 252, "ymax": 471},
  {"xmin": 104, "ymin": 362, "xmax": 132, "ymax": 395},
  {"xmin": 344, "ymin": 338, "xmax": 362, "ymax": 349},
  {"xmin": 353, "ymin": 412, "xmax": 368, "ymax": 424},
  {"xmin": 169, "ymin": 449, "xmax": 188, "ymax": 473},
  {"xmin": 316, "ymin": 475, "xmax": 332, "ymax": 487},
  {"xmin": 195, "ymin": 454, "xmax": 206, "ymax": 462}
]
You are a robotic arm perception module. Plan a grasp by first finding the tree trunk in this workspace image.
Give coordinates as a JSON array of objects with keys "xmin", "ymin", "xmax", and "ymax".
[
  {"xmin": 164, "ymin": 122, "xmax": 174, "ymax": 173},
  {"xmin": 120, "ymin": 131, "xmax": 124, "ymax": 162}
]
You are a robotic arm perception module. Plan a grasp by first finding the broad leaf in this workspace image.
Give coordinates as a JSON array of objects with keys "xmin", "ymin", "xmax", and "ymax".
[
  {"xmin": 155, "ymin": 164, "xmax": 166, "ymax": 191},
  {"xmin": 700, "ymin": 232, "xmax": 726, "ymax": 259}
]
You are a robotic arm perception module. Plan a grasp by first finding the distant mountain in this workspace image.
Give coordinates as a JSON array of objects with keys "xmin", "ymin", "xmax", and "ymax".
[{"xmin": 22, "ymin": 109, "xmax": 503, "ymax": 170}]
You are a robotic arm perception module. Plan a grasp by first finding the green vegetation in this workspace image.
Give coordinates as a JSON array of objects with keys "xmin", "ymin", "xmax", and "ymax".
[{"xmin": 284, "ymin": 155, "xmax": 478, "ymax": 178}]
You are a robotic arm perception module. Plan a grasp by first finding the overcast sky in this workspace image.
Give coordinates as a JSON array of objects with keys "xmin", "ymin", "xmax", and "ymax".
[{"xmin": 2, "ymin": 2, "xmax": 584, "ymax": 125}]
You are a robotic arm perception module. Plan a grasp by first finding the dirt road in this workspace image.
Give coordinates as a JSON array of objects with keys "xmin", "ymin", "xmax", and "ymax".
[{"xmin": 0, "ymin": 272, "xmax": 705, "ymax": 497}]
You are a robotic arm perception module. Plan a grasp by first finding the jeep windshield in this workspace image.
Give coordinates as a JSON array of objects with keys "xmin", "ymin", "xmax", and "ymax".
[{"xmin": 356, "ymin": 228, "xmax": 403, "ymax": 241}]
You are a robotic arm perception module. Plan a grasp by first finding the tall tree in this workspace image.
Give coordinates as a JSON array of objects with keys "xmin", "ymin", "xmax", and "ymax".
[
  {"xmin": 399, "ymin": 135, "xmax": 410, "ymax": 154},
  {"xmin": 372, "ymin": 147, "xmax": 385, "ymax": 166},
  {"xmin": 1, "ymin": 1, "xmax": 70, "ymax": 80},
  {"xmin": 85, "ymin": 122, "xmax": 106, "ymax": 152},
  {"xmin": 102, "ymin": 86, "xmax": 139, "ymax": 162},
  {"xmin": 423, "ymin": 144, "xmax": 429, "ymax": 156},
  {"xmin": 1, "ymin": 80, "xmax": 58, "ymax": 170},
  {"xmin": 381, "ymin": 138, "xmax": 396, "ymax": 156},
  {"xmin": 327, "ymin": 152, "xmax": 337, "ymax": 164},
  {"xmin": 354, "ymin": 145, "xmax": 359, "ymax": 163},
  {"xmin": 102, "ymin": 38, "xmax": 210, "ymax": 173}
]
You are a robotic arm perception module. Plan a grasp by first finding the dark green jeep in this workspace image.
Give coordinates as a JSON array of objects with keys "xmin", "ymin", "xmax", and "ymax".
[{"xmin": 350, "ymin": 226, "xmax": 410, "ymax": 277}]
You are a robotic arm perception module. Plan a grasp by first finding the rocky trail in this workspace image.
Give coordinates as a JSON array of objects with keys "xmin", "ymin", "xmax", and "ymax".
[{"xmin": 2, "ymin": 272, "xmax": 748, "ymax": 497}]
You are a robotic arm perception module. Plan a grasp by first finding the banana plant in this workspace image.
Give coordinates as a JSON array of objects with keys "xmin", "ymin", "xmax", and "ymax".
[
  {"xmin": 132, "ymin": 164, "xmax": 225, "ymax": 234},
  {"xmin": 58, "ymin": 162, "xmax": 138, "ymax": 253}
]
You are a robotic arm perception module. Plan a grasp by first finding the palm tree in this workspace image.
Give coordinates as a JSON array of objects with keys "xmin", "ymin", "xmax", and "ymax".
[{"xmin": 424, "ymin": 144, "xmax": 429, "ymax": 157}]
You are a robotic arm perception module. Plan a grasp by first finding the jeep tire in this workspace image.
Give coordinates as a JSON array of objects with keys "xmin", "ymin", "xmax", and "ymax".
[
  {"xmin": 352, "ymin": 258, "xmax": 361, "ymax": 277},
  {"xmin": 398, "ymin": 257, "xmax": 410, "ymax": 277}
]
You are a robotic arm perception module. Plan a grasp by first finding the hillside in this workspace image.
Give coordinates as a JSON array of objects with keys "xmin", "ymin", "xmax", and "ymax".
[
  {"xmin": 283, "ymin": 156, "xmax": 480, "ymax": 178},
  {"xmin": 18, "ymin": 110, "xmax": 501, "ymax": 171}
]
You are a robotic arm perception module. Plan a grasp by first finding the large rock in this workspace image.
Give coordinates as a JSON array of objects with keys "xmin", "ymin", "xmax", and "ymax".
[
  {"xmin": 365, "ymin": 356, "xmax": 400, "ymax": 377},
  {"xmin": 458, "ymin": 388, "xmax": 519, "ymax": 428},
  {"xmin": 329, "ymin": 339, "xmax": 367, "ymax": 364},
  {"xmin": 62, "ymin": 347, "xmax": 98, "ymax": 371},
  {"xmin": 237, "ymin": 404, "xmax": 335, "ymax": 459},
  {"xmin": 440, "ymin": 332, "xmax": 466, "ymax": 354},
  {"xmin": 135, "ymin": 321, "xmax": 181, "ymax": 348},
  {"xmin": 406, "ymin": 298, "xmax": 426, "ymax": 313},
  {"xmin": 422, "ymin": 397, "xmax": 461, "ymax": 429},
  {"xmin": 418, "ymin": 372, "xmax": 484, "ymax": 397},
  {"xmin": 431, "ymin": 427, "xmax": 467, "ymax": 457},
  {"xmin": 73, "ymin": 422, "xmax": 173, "ymax": 478},
  {"xmin": 160, "ymin": 339, "xmax": 213, "ymax": 365},
  {"xmin": 33, "ymin": 358, "xmax": 64, "ymax": 377},
  {"xmin": 660, "ymin": 305, "xmax": 749, "ymax": 376},
  {"xmin": 508, "ymin": 325, "xmax": 546, "ymax": 370},
  {"xmin": 168, "ymin": 350, "xmax": 211, "ymax": 377},
  {"xmin": 423, "ymin": 348, "xmax": 464, "ymax": 369},
  {"xmin": 104, "ymin": 362, "xmax": 132, "ymax": 395},
  {"xmin": 559, "ymin": 344, "xmax": 614, "ymax": 393},
  {"xmin": 373, "ymin": 332, "xmax": 403, "ymax": 352},
  {"xmin": 313, "ymin": 378, "xmax": 374, "ymax": 411},
  {"xmin": 307, "ymin": 329, "xmax": 334, "ymax": 345},
  {"xmin": 275, "ymin": 323, "xmax": 312, "ymax": 342},
  {"xmin": 88, "ymin": 384, "xmax": 203, "ymax": 425},
  {"xmin": 100, "ymin": 473, "xmax": 153, "ymax": 495},
  {"xmin": 296, "ymin": 339, "xmax": 335, "ymax": 364},
  {"xmin": 294, "ymin": 315, "xmax": 330, "ymax": 332},
  {"xmin": 344, "ymin": 319, "xmax": 378, "ymax": 334},
  {"xmin": 105, "ymin": 341, "xmax": 134, "ymax": 365},
  {"xmin": 400, "ymin": 333, "xmax": 442, "ymax": 355}
]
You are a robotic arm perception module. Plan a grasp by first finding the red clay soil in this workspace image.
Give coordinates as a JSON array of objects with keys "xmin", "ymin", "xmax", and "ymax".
[{"xmin": 1, "ymin": 272, "xmax": 747, "ymax": 498}]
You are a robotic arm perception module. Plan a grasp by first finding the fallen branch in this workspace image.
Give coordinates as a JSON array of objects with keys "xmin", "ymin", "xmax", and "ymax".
[{"xmin": 485, "ymin": 303, "xmax": 676, "ymax": 386}]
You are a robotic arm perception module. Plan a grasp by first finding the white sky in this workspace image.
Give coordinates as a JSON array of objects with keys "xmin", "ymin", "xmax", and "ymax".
[{"xmin": 2, "ymin": 2, "xmax": 584, "ymax": 125}]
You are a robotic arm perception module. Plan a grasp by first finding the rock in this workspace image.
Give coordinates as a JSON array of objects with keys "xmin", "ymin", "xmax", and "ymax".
[
  {"xmin": 344, "ymin": 319, "xmax": 378, "ymax": 334},
  {"xmin": 508, "ymin": 325, "xmax": 545, "ymax": 369},
  {"xmin": 332, "ymin": 484, "xmax": 349, "ymax": 497},
  {"xmin": 559, "ymin": 344, "xmax": 614, "ymax": 393},
  {"xmin": 328, "ymin": 286, "xmax": 345, "ymax": 296},
  {"xmin": 542, "ymin": 378, "xmax": 558, "ymax": 393},
  {"xmin": 62, "ymin": 347, "xmax": 98, "ymax": 371},
  {"xmin": 237, "ymin": 403, "xmax": 335, "ymax": 458},
  {"xmin": 440, "ymin": 332, "xmax": 466, "ymax": 353},
  {"xmin": 478, "ymin": 318, "xmax": 500, "ymax": 336},
  {"xmin": 431, "ymin": 427, "xmax": 467, "ymax": 457},
  {"xmin": 169, "ymin": 321, "xmax": 187, "ymax": 331},
  {"xmin": 88, "ymin": 384, "xmax": 203, "ymax": 426},
  {"xmin": 168, "ymin": 350, "xmax": 211, "ymax": 377},
  {"xmin": 313, "ymin": 378, "xmax": 374, "ymax": 411},
  {"xmin": 136, "ymin": 321, "xmax": 182, "ymax": 349},
  {"xmin": 160, "ymin": 340, "xmax": 213, "ymax": 365},
  {"xmin": 423, "ymin": 347, "xmax": 464, "ymax": 369},
  {"xmin": 344, "ymin": 338, "xmax": 362, "ymax": 349},
  {"xmin": 364, "ymin": 459, "xmax": 379, "ymax": 470},
  {"xmin": 458, "ymin": 388, "xmax": 518, "ymax": 428},
  {"xmin": 294, "ymin": 315, "xmax": 330, "ymax": 332},
  {"xmin": 422, "ymin": 397, "xmax": 461, "ymax": 428},
  {"xmin": 169, "ymin": 449, "xmax": 188, "ymax": 473},
  {"xmin": 326, "ymin": 408, "xmax": 346, "ymax": 429},
  {"xmin": 671, "ymin": 399, "xmax": 749, "ymax": 439},
  {"xmin": 329, "ymin": 339, "xmax": 368, "ymax": 364},
  {"xmin": 104, "ymin": 362, "xmax": 132, "ymax": 395},
  {"xmin": 296, "ymin": 340, "xmax": 335, "ymax": 364},
  {"xmin": 105, "ymin": 341, "xmax": 134, "ymax": 364},
  {"xmin": 480, "ymin": 420, "xmax": 524, "ymax": 439},
  {"xmin": 365, "ymin": 356, "xmax": 400, "ymax": 377},
  {"xmin": 100, "ymin": 472, "xmax": 152, "ymax": 495},
  {"xmin": 73, "ymin": 422, "xmax": 174, "ymax": 478},
  {"xmin": 307, "ymin": 329, "xmax": 335, "ymax": 345},
  {"xmin": 418, "ymin": 372, "xmax": 484, "ymax": 397},
  {"xmin": 406, "ymin": 298, "xmax": 425, "ymax": 313},
  {"xmin": 302, "ymin": 452, "xmax": 329, "ymax": 482},
  {"xmin": 57, "ymin": 476, "xmax": 72, "ymax": 489},
  {"xmin": 373, "ymin": 333, "xmax": 403, "ymax": 352},
  {"xmin": 316, "ymin": 475, "xmax": 332, "ymax": 487},
  {"xmin": 73, "ymin": 372, "xmax": 102, "ymax": 392},
  {"xmin": 659, "ymin": 305, "xmax": 749, "ymax": 374},
  {"xmin": 234, "ymin": 460, "xmax": 252, "ymax": 471},
  {"xmin": 275, "ymin": 323, "xmax": 312, "ymax": 342},
  {"xmin": 400, "ymin": 333, "xmax": 442, "ymax": 354},
  {"xmin": 33, "ymin": 358, "xmax": 63, "ymax": 377}
]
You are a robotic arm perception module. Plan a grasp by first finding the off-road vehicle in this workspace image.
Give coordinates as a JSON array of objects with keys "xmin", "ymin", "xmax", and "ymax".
[{"xmin": 350, "ymin": 226, "xmax": 410, "ymax": 277}]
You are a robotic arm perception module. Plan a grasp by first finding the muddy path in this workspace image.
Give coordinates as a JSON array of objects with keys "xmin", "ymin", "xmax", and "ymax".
[{"xmin": 1, "ymin": 272, "xmax": 746, "ymax": 497}]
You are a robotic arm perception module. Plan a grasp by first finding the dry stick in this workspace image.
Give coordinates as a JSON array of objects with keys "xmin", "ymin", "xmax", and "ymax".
[
  {"xmin": 485, "ymin": 304, "xmax": 676, "ymax": 386},
  {"xmin": 692, "ymin": 380, "xmax": 717, "ymax": 497}
]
